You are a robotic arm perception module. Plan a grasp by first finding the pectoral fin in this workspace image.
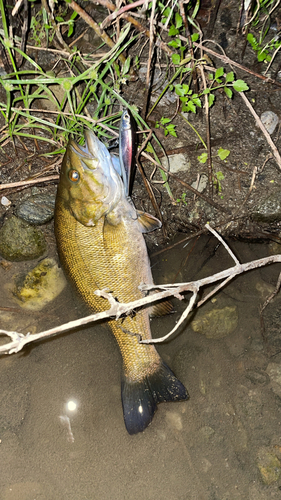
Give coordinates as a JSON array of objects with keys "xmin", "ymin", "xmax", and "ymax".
[{"xmin": 137, "ymin": 211, "xmax": 162, "ymax": 233}]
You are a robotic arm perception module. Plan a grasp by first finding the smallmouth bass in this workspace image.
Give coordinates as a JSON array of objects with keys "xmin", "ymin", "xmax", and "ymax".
[{"xmin": 55, "ymin": 129, "xmax": 188, "ymax": 434}]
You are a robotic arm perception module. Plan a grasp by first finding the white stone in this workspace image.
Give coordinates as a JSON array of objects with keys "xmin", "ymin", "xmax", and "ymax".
[{"xmin": 161, "ymin": 153, "xmax": 191, "ymax": 174}]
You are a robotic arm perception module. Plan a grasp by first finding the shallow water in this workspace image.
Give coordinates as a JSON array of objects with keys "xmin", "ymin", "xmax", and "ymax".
[{"xmin": 1, "ymin": 233, "xmax": 281, "ymax": 499}]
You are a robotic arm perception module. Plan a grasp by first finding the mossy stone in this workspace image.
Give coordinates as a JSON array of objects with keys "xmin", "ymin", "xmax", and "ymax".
[{"xmin": 0, "ymin": 216, "xmax": 46, "ymax": 261}]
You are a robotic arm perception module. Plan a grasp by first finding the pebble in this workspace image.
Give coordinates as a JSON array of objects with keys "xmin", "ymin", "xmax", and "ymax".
[
  {"xmin": 191, "ymin": 174, "xmax": 208, "ymax": 193},
  {"xmin": 1, "ymin": 196, "xmax": 11, "ymax": 207},
  {"xmin": 16, "ymin": 192, "xmax": 56, "ymax": 225},
  {"xmin": 191, "ymin": 305, "xmax": 238, "ymax": 339},
  {"xmin": 14, "ymin": 258, "xmax": 67, "ymax": 311},
  {"xmin": 260, "ymin": 111, "xmax": 279, "ymax": 135},
  {"xmin": 161, "ymin": 153, "xmax": 190, "ymax": 174},
  {"xmin": 0, "ymin": 216, "xmax": 46, "ymax": 261}
]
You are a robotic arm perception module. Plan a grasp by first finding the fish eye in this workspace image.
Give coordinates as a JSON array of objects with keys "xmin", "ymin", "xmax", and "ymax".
[{"xmin": 68, "ymin": 169, "xmax": 80, "ymax": 182}]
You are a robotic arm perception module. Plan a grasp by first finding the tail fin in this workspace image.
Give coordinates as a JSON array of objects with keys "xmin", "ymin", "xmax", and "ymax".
[{"xmin": 121, "ymin": 362, "xmax": 189, "ymax": 435}]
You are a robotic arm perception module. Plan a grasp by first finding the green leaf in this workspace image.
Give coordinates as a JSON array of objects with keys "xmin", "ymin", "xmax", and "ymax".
[
  {"xmin": 160, "ymin": 117, "xmax": 171, "ymax": 125},
  {"xmin": 203, "ymin": 88, "xmax": 210, "ymax": 94},
  {"xmin": 174, "ymin": 84, "xmax": 185, "ymax": 96},
  {"xmin": 208, "ymin": 94, "xmax": 215, "ymax": 107},
  {"xmin": 192, "ymin": 97, "xmax": 202, "ymax": 108},
  {"xmin": 122, "ymin": 56, "xmax": 131, "ymax": 75},
  {"xmin": 175, "ymin": 12, "xmax": 183, "ymax": 29},
  {"xmin": 198, "ymin": 152, "xmax": 208, "ymax": 164},
  {"xmin": 168, "ymin": 39, "xmax": 181, "ymax": 49},
  {"xmin": 225, "ymin": 71, "xmax": 234, "ymax": 83},
  {"xmin": 168, "ymin": 25, "xmax": 179, "ymax": 36},
  {"xmin": 165, "ymin": 124, "xmax": 177, "ymax": 137},
  {"xmin": 172, "ymin": 53, "xmax": 181, "ymax": 65},
  {"xmin": 215, "ymin": 67, "xmax": 224, "ymax": 81},
  {"xmin": 182, "ymin": 84, "xmax": 190, "ymax": 94},
  {"xmin": 68, "ymin": 23, "xmax": 74, "ymax": 37},
  {"xmin": 224, "ymin": 86, "xmax": 233, "ymax": 99},
  {"xmin": 191, "ymin": 33, "xmax": 199, "ymax": 42},
  {"xmin": 55, "ymin": 16, "xmax": 64, "ymax": 22},
  {"xmin": 217, "ymin": 148, "xmax": 230, "ymax": 160},
  {"xmin": 233, "ymin": 80, "xmax": 249, "ymax": 92},
  {"xmin": 215, "ymin": 171, "xmax": 225, "ymax": 181},
  {"xmin": 186, "ymin": 101, "xmax": 196, "ymax": 113}
]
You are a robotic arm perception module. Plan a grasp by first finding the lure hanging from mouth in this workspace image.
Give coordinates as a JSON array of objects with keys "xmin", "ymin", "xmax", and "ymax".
[{"xmin": 119, "ymin": 109, "xmax": 136, "ymax": 197}]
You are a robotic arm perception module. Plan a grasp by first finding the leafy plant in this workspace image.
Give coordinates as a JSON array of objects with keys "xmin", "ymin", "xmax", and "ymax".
[
  {"xmin": 176, "ymin": 192, "xmax": 188, "ymax": 205},
  {"xmin": 155, "ymin": 117, "xmax": 177, "ymax": 137}
]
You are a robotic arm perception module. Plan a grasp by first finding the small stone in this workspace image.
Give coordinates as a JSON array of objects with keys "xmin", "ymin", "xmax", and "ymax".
[
  {"xmin": 0, "ymin": 216, "xmax": 46, "ymax": 261},
  {"xmin": 191, "ymin": 306, "xmax": 238, "ymax": 339},
  {"xmin": 161, "ymin": 153, "xmax": 191, "ymax": 174},
  {"xmin": 260, "ymin": 111, "xmax": 279, "ymax": 135},
  {"xmin": 191, "ymin": 174, "xmax": 208, "ymax": 193},
  {"xmin": 16, "ymin": 193, "xmax": 56, "ymax": 225},
  {"xmin": 1, "ymin": 196, "xmax": 11, "ymax": 207},
  {"xmin": 257, "ymin": 446, "xmax": 281, "ymax": 484},
  {"xmin": 14, "ymin": 258, "xmax": 66, "ymax": 311}
]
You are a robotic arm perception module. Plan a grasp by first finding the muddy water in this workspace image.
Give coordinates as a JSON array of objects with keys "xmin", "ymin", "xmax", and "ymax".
[{"xmin": 0, "ymin": 233, "xmax": 281, "ymax": 499}]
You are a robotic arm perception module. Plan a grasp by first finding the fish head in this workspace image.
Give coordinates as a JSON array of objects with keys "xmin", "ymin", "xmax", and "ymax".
[
  {"xmin": 120, "ymin": 109, "xmax": 131, "ymax": 131},
  {"xmin": 57, "ymin": 130, "xmax": 124, "ymax": 226}
]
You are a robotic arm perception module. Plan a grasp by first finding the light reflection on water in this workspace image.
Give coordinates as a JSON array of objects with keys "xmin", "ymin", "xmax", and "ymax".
[{"xmin": 0, "ymin": 235, "xmax": 281, "ymax": 499}]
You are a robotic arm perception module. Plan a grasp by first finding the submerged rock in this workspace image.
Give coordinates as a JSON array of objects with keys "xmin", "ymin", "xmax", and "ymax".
[
  {"xmin": 191, "ymin": 305, "xmax": 238, "ymax": 339},
  {"xmin": 0, "ymin": 216, "xmax": 46, "ymax": 261},
  {"xmin": 14, "ymin": 258, "xmax": 66, "ymax": 311},
  {"xmin": 266, "ymin": 362, "xmax": 281, "ymax": 397},
  {"xmin": 16, "ymin": 193, "xmax": 56, "ymax": 225},
  {"xmin": 257, "ymin": 446, "xmax": 281, "ymax": 484}
]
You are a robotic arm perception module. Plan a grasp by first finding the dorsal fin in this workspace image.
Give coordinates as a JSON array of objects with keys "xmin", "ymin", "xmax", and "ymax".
[{"xmin": 136, "ymin": 211, "xmax": 162, "ymax": 233}]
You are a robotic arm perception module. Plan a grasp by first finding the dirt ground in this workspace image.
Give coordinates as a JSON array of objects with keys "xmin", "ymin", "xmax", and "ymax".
[{"xmin": 1, "ymin": 1, "xmax": 281, "ymax": 499}]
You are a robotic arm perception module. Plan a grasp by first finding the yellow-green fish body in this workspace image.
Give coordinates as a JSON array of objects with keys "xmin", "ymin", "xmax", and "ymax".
[{"xmin": 55, "ymin": 130, "xmax": 188, "ymax": 434}]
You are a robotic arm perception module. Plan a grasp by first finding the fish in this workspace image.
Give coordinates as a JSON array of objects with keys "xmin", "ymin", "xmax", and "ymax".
[
  {"xmin": 54, "ymin": 129, "xmax": 189, "ymax": 434},
  {"xmin": 119, "ymin": 109, "xmax": 136, "ymax": 197}
]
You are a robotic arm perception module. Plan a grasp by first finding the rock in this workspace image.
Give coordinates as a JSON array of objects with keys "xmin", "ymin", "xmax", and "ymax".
[
  {"xmin": 0, "ymin": 216, "xmax": 46, "ymax": 261},
  {"xmin": 260, "ymin": 111, "xmax": 279, "ymax": 135},
  {"xmin": 246, "ymin": 370, "xmax": 270, "ymax": 386},
  {"xmin": 1, "ymin": 196, "xmax": 11, "ymax": 207},
  {"xmin": 14, "ymin": 258, "xmax": 67, "ymax": 311},
  {"xmin": 16, "ymin": 192, "xmax": 56, "ymax": 225},
  {"xmin": 191, "ymin": 305, "xmax": 238, "ymax": 339},
  {"xmin": 191, "ymin": 174, "xmax": 208, "ymax": 193},
  {"xmin": 165, "ymin": 410, "xmax": 183, "ymax": 431},
  {"xmin": 138, "ymin": 67, "xmax": 177, "ymax": 105},
  {"xmin": 257, "ymin": 446, "xmax": 281, "ymax": 484},
  {"xmin": 252, "ymin": 193, "xmax": 281, "ymax": 223},
  {"xmin": 198, "ymin": 426, "xmax": 215, "ymax": 441},
  {"xmin": 161, "ymin": 153, "xmax": 191, "ymax": 174},
  {"xmin": 266, "ymin": 362, "xmax": 281, "ymax": 397}
]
